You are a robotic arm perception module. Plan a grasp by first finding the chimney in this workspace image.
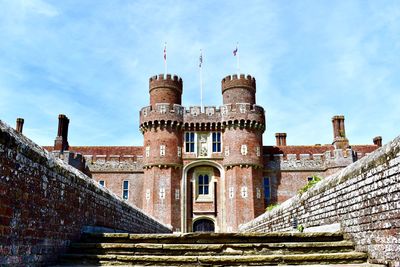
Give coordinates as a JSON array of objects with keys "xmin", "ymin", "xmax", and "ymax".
[
  {"xmin": 16, "ymin": 118, "xmax": 24, "ymax": 133},
  {"xmin": 332, "ymin": 115, "xmax": 349, "ymax": 149},
  {"xmin": 373, "ymin": 136, "xmax": 382, "ymax": 147},
  {"xmin": 275, "ymin": 133, "xmax": 287, "ymax": 146},
  {"xmin": 54, "ymin": 114, "xmax": 70, "ymax": 152}
]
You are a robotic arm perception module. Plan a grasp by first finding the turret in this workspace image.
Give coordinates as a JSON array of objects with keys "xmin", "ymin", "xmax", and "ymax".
[
  {"xmin": 141, "ymin": 74, "xmax": 183, "ymax": 231},
  {"xmin": 221, "ymin": 74, "xmax": 264, "ymax": 168},
  {"xmin": 220, "ymin": 74, "xmax": 265, "ymax": 231},
  {"xmin": 222, "ymin": 74, "xmax": 256, "ymax": 105},
  {"xmin": 149, "ymin": 74, "xmax": 182, "ymax": 109}
]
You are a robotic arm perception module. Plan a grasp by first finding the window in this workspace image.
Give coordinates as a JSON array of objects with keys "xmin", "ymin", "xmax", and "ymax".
[
  {"xmin": 99, "ymin": 180, "xmax": 105, "ymax": 187},
  {"xmin": 212, "ymin": 132, "xmax": 221, "ymax": 152},
  {"xmin": 123, "ymin": 180, "xmax": 129, "ymax": 200},
  {"xmin": 198, "ymin": 174, "xmax": 209, "ymax": 195},
  {"xmin": 185, "ymin": 132, "xmax": 195, "ymax": 153},
  {"xmin": 160, "ymin": 145, "xmax": 166, "ymax": 156},
  {"xmin": 159, "ymin": 105, "xmax": 167, "ymax": 114},
  {"xmin": 263, "ymin": 177, "xmax": 271, "ymax": 205},
  {"xmin": 145, "ymin": 146, "xmax": 150, "ymax": 157},
  {"xmin": 241, "ymin": 144, "xmax": 248, "ymax": 155}
]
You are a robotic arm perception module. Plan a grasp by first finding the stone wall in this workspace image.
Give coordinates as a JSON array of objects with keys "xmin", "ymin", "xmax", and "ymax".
[
  {"xmin": 240, "ymin": 134, "xmax": 400, "ymax": 266},
  {"xmin": 0, "ymin": 120, "xmax": 171, "ymax": 266}
]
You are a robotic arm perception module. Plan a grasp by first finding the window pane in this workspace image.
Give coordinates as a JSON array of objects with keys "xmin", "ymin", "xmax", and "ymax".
[
  {"xmin": 123, "ymin": 191, "xmax": 128, "ymax": 200},
  {"xmin": 190, "ymin": 143, "xmax": 194, "ymax": 152},
  {"xmin": 263, "ymin": 177, "xmax": 271, "ymax": 204},
  {"xmin": 217, "ymin": 132, "xmax": 221, "ymax": 142},
  {"xmin": 123, "ymin": 181, "xmax": 129, "ymax": 189},
  {"xmin": 190, "ymin": 132, "xmax": 194, "ymax": 142},
  {"xmin": 212, "ymin": 143, "xmax": 216, "ymax": 152},
  {"xmin": 212, "ymin": 132, "xmax": 216, "ymax": 142},
  {"xmin": 185, "ymin": 132, "xmax": 189, "ymax": 142},
  {"xmin": 199, "ymin": 175, "xmax": 203, "ymax": 185},
  {"xmin": 217, "ymin": 143, "xmax": 221, "ymax": 152},
  {"xmin": 204, "ymin": 185, "xmax": 209, "ymax": 195},
  {"xmin": 204, "ymin": 175, "xmax": 209, "ymax": 184},
  {"xmin": 199, "ymin": 186, "xmax": 203, "ymax": 195}
]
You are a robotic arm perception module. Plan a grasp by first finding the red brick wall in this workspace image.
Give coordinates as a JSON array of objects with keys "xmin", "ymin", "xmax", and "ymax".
[
  {"xmin": 142, "ymin": 167, "xmax": 181, "ymax": 231},
  {"xmin": 92, "ymin": 173, "xmax": 144, "ymax": 209},
  {"xmin": 222, "ymin": 74, "xmax": 256, "ymax": 105},
  {"xmin": 0, "ymin": 121, "xmax": 171, "ymax": 266},
  {"xmin": 241, "ymin": 135, "xmax": 400, "ymax": 266}
]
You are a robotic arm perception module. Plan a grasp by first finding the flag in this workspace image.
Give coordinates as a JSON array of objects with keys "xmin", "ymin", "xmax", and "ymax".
[
  {"xmin": 233, "ymin": 46, "xmax": 238, "ymax": 56},
  {"xmin": 163, "ymin": 43, "xmax": 167, "ymax": 61},
  {"xmin": 199, "ymin": 50, "xmax": 203, "ymax": 68}
]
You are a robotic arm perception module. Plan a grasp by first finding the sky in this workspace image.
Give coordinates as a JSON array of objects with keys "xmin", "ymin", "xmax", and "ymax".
[{"xmin": 0, "ymin": 0, "xmax": 399, "ymax": 147}]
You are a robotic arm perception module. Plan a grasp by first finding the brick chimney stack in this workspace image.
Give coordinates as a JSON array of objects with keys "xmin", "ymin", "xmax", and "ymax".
[
  {"xmin": 332, "ymin": 115, "xmax": 349, "ymax": 149},
  {"xmin": 275, "ymin": 133, "xmax": 287, "ymax": 146},
  {"xmin": 54, "ymin": 114, "xmax": 69, "ymax": 152},
  {"xmin": 373, "ymin": 136, "xmax": 382, "ymax": 147},
  {"xmin": 16, "ymin": 118, "xmax": 24, "ymax": 133}
]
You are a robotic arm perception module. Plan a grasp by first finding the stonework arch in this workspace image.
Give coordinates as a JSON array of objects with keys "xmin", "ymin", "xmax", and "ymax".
[{"xmin": 181, "ymin": 160, "xmax": 225, "ymax": 233}]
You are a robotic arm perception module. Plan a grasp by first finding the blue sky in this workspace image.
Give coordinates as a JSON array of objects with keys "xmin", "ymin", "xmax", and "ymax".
[{"xmin": 0, "ymin": 0, "xmax": 399, "ymax": 147}]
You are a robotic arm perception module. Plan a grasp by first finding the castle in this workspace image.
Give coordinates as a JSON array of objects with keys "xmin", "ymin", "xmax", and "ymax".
[{"xmin": 18, "ymin": 73, "xmax": 381, "ymax": 233}]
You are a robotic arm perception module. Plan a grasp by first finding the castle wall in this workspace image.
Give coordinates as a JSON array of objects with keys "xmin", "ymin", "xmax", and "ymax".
[
  {"xmin": 264, "ymin": 149, "xmax": 355, "ymax": 203},
  {"xmin": 240, "ymin": 134, "xmax": 400, "ymax": 266},
  {"xmin": 91, "ymin": 172, "xmax": 144, "ymax": 209},
  {"xmin": 0, "ymin": 120, "xmax": 171, "ymax": 266}
]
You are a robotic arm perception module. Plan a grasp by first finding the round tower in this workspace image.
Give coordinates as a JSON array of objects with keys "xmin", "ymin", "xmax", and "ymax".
[
  {"xmin": 150, "ymin": 74, "xmax": 182, "ymax": 109},
  {"xmin": 220, "ymin": 74, "xmax": 265, "ymax": 231},
  {"xmin": 222, "ymin": 74, "xmax": 256, "ymax": 105},
  {"xmin": 140, "ymin": 74, "xmax": 184, "ymax": 231}
]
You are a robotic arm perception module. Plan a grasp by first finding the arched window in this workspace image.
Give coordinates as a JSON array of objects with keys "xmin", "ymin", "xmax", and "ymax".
[
  {"xmin": 193, "ymin": 218, "xmax": 215, "ymax": 232},
  {"xmin": 198, "ymin": 174, "xmax": 209, "ymax": 195}
]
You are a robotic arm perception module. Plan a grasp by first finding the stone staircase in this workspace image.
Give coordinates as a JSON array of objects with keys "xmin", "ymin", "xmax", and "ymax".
[{"xmin": 57, "ymin": 232, "xmax": 369, "ymax": 266}]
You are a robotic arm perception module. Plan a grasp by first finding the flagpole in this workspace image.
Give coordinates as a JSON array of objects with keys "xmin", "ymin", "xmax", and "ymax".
[
  {"xmin": 236, "ymin": 42, "xmax": 240, "ymax": 75},
  {"xmin": 199, "ymin": 49, "xmax": 203, "ymax": 110},
  {"xmin": 164, "ymin": 42, "xmax": 167, "ymax": 76}
]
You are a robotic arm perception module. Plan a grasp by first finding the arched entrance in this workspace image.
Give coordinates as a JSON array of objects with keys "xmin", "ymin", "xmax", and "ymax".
[
  {"xmin": 193, "ymin": 218, "xmax": 215, "ymax": 232},
  {"xmin": 181, "ymin": 160, "xmax": 225, "ymax": 233}
]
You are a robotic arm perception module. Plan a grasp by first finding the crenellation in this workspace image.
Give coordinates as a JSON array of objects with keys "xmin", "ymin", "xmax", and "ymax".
[{"xmin": 265, "ymin": 149, "xmax": 354, "ymax": 171}]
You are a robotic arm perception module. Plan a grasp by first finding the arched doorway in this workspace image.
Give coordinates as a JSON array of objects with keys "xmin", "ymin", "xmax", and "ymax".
[{"xmin": 193, "ymin": 218, "xmax": 215, "ymax": 232}]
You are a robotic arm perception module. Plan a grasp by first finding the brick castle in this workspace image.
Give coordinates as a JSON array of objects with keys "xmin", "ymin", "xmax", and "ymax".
[{"xmin": 21, "ymin": 73, "xmax": 381, "ymax": 233}]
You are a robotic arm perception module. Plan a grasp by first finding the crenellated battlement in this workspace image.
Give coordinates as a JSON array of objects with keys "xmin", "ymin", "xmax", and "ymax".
[
  {"xmin": 140, "ymin": 104, "xmax": 184, "ymax": 132},
  {"xmin": 221, "ymin": 104, "xmax": 265, "ymax": 132},
  {"xmin": 221, "ymin": 74, "xmax": 256, "ymax": 92},
  {"xmin": 149, "ymin": 74, "xmax": 183, "ymax": 93},
  {"xmin": 264, "ymin": 148, "xmax": 354, "ymax": 171},
  {"xmin": 84, "ymin": 154, "xmax": 144, "ymax": 172},
  {"xmin": 140, "ymin": 103, "xmax": 265, "ymax": 132},
  {"xmin": 52, "ymin": 150, "xmax": 91, "ymax": 176}
]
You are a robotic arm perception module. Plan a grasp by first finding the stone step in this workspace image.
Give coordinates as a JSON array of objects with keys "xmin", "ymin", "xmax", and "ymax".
[
  {"xmin": 59, "ymin": 252, "xmax": 368, "ymax": 266},
  {"xmin": 82, "ymin": 232, "xmax": 345, "ymax": 244},
  {"xmin": 68, "ymin": 240, "xmax": 355, "ymax": 256}
]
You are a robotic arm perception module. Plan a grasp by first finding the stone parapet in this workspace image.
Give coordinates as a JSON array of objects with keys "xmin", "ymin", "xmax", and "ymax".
[
  {"xmin": 84, "ymin": 154, "xmax": 144, "ymax": 173},
  {"xmin": 140, "ymin": 104, "xmax": 184, "ymax": 132},
  {"xmin": 240, "ymin": 133, "xmax": 400, "ymax": 266},
  {"xmin": 265, "ymin": 148, "xmax": 354, "ymax": 171},
  {"xmin": 0, "ymin": 120, "xmax": 171, "ymax": 266},
  {"xmin": 221, "ymin": 104, "xmax": 265, "ymax": 132}
]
